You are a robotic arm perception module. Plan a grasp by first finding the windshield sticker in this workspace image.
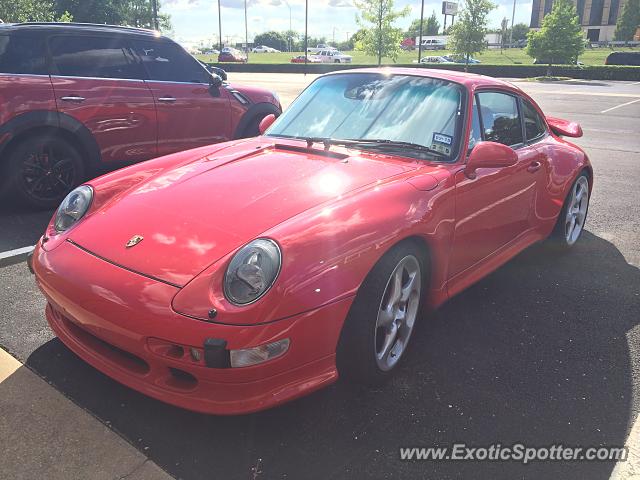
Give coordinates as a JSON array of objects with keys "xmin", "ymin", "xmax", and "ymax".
[{"xmin": 432, "ymin": 133, "xmax": 453, "ymax": 155}]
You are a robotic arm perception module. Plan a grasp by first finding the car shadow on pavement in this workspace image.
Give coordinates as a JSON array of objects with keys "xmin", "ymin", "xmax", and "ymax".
[{"xmin": 26, "ymin": 231, "xmax": 640, "ymax": 480}]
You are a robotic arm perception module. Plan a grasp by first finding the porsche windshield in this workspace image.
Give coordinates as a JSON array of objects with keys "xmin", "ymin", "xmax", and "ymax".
[{"xmin": 267, "ymin": 73, "xmax": 465, "ymax": 160}]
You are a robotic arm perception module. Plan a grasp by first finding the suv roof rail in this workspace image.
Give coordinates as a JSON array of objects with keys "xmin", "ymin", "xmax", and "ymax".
[{"xmin": 13, "ymin": 22, "xmax": 159, "ymax": 35}]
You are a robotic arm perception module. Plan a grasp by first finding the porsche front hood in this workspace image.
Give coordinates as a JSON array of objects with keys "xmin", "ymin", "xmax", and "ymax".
[{"xmin": 69, "ymin": 144, "xmax": 412, "ymax": 286}]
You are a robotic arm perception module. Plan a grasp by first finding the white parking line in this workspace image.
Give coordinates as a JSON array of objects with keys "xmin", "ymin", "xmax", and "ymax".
[
  {"xmin": 601, "ymin": 98, "xmax": 640, "ymax": 113},
  {"xmin": 0, "ymin": 245, "xmax": 35, "ymax": 267}
]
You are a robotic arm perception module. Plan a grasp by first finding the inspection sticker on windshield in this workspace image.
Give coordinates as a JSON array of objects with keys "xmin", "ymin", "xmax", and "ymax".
[{"xmin": 431, "ymin": 133, "xmax": 453, "ymax": 155}]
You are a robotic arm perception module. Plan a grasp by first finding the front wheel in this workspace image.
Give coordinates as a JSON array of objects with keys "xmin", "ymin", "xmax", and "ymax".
[
  {"xmin": 337, "ymin": 241, "xmax": 426, "ymax": 385},
  {"xmin": 548, "ymin": 172, "xmax": 590, "ymax": 250}
]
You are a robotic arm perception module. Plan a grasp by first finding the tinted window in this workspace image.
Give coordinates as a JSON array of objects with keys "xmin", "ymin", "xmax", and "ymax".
[
  {"xmin": 133, "ymin": 41, "xmax": 208, "ymax": 83},
  {"xmin": 476, "ymin": 92, "xmax": 523, "ymax": 147},
  {"xmin": 49, "ymin": 36, "xmax": 142, "ymax": 79},
  {"xmin": 522, "ymin": 100, "xmax": 546, "ymax": 142},
  {"xmin": 0, "ymin": 35, "xmax": 47, "ymax": 75}
]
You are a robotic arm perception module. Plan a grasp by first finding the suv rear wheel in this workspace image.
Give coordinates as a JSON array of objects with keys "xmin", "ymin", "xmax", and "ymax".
[{"xmin": 4, "ymin": 133, "xmax": 84, "ymax": 209}]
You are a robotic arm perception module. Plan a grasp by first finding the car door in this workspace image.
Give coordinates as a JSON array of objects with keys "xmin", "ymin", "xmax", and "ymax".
[
  {"xmin": 48, "ymin": 34, "xmax": 157, "ymax": 164},
  {"xmin": 449, "ymin": 90, "xmax": 546, "ymax": 280},
  {"xmin": 132, "ymin": 39, "xmax": 232, "ymax": 157}
]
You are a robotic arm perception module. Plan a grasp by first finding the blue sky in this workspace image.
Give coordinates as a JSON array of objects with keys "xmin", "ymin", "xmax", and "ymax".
[{"xmin": 163, "ymin": 0, "xmax": 533, "ymax": 49}]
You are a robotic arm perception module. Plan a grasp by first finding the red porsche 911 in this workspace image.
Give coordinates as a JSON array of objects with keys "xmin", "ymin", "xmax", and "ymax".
[{"xmin": 31, "ymin": 68, "xmax": 592, "ymax": 415}]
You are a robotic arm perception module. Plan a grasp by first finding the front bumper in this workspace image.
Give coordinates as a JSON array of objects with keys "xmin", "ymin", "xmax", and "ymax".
[{"xmin": 33, "ymin": 240, "xmax": 351, "ymax": 415}]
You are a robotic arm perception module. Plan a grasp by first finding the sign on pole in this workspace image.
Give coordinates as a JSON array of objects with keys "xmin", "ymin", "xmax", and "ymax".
[{"xmin": 441, "ymin": 1, "xmax": 458, "ymax": 15}]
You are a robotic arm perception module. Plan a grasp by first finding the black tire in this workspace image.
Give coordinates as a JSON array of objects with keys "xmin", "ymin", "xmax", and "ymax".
[
  {"xmin": 3, "ymin": 133, "xmax": 85, "ymax": 209},
  {"xmin": 241, "ymin": 114, "xmax": 270, "ymax": 138},
  {"xmin": 547, "ymin": 171, "xmax": 590, "ymax": 252},
  {"xmin": 334, "ymin": 59, "xmax": 341, "ymax": 63},
  {"xmin": 336, "ymin": 240, "xmax": 427, "ymax": 385}
]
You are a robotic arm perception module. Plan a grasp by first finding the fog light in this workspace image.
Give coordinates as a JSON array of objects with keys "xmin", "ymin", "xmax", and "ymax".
[{"xmin": 230, "ymin": 338, "xmax": 290, "ymax": 368}]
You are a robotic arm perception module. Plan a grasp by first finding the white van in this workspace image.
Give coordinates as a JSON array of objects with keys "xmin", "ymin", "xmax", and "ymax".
[{"xmin": 416, "ymin": 38, "xmax": 447, "ymax": 50}]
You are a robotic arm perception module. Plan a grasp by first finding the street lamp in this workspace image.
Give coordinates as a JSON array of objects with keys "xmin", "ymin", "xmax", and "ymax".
[
  {"xmin": 283, "ymin": 0, "xmax": 292, "ymax": 52},
  {"xmin": 418, "ymin": 0, "xmax": 425, "ymax": 63},
  {"xmin": 509, "ymin": 0, "xmax": 517, "ymax": 46},
  {"xmin": 217, "ymin": 0, "xmax": 222, "ymax": 52}
]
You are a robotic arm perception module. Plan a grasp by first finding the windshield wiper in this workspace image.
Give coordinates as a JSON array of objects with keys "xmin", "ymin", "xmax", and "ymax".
[
  {"xmin": 298, "ymin": 137, "xmax": 447, "ymax": 159},
  {"xmin": 344, "ymin": 139, "xmax": 448, "ymax": 158}
]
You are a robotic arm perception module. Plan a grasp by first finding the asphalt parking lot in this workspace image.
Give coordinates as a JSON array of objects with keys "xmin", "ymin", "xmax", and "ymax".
[{"xmin": 1, "ymin": 74, "xmax": 639, "ymax": 479}]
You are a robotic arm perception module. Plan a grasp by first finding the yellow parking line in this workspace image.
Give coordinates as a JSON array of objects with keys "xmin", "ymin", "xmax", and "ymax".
[{"xmin": 0, "ymin": 348, "xmax": 21, "ymax": 383}]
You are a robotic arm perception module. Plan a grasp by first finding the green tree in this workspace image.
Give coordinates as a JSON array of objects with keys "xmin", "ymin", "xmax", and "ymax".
[
  {"xmin": 526, "ymin": 0, "xmax": 584, "ymax": 74},
  {"xmin": 406, "ymin": 11, "xmax": 441, "ymax": 38},
  {"xmin": 0, "ymin": 0, "xmax": 56, "ymax": 22},
  {"xmin": 354, "ymin": 0, "xmax": 410, "ymax": 65},
  {"xmin": 511, "ymin": 22, "xmax": 530, "ymax": 42},
  {"xmin": 254, "ymin": 31, "xmax": 288, "ymax": 51},
  {"xmin": 53, "ymin": 0, "xmax": 122, "ymax": 24},
  {"xmin": 614, "ymin": 0, "xmax": 640, "ymax": 41},
  {"xmin": 449, "ymin": 0, "xmax": 496, "ymax": 69}
]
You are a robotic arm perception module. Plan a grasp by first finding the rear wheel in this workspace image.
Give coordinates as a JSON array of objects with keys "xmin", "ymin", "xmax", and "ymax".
[
  {"xmin": 337, "ymin": 241, "xmax": 426, "ymax": 385},
  {"xmin": 3, "ymin": 134, "xmax": 84, "ymax": 209},
  {"xmin": 548, "ymin": 172, "xmax": 590, "ymax": 250}
]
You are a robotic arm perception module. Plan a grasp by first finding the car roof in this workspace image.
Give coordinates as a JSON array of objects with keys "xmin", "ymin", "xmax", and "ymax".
[
  {"xmin": 0, "ymin": 22, "xmax": 160, "ymax": 39},
  {"xmin": 324, "ymin": 67, "xmax": 520, "ymax": 90}
]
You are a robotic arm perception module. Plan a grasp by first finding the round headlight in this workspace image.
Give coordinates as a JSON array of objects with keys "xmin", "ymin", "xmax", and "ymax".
[
  {"xmin": 54, "ymin": 185, "xmax": 93, "ymax": 232},
  {"xmin": 224, "ymin": 239, "xmax": 281, "ymax": 305}
]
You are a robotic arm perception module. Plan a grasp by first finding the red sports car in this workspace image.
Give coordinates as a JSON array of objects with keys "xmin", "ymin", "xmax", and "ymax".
[{"xmin": 31, "ymin": 69, "xmax": 592, "ymax": 415}]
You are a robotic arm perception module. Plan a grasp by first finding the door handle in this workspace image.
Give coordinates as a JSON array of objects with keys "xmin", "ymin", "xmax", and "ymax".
[
  {"xmin": 527, "ymin": 161, "xmax": 542, "ymax": 173},
  {"xmin": 60, "ymin": 96, "xmax": 86, "ymax": 103},
  {"xmin": 158, "ymin": 96, "xmax": 177, "ymax": 103}
]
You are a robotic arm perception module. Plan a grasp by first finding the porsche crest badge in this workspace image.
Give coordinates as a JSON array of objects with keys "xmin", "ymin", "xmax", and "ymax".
[{"xmin": 125, "ymin": 235, "xmax": 144, "ymax": 248}]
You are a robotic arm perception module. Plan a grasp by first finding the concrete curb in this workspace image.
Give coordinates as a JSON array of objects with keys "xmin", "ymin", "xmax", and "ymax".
[
  {"xmin": 0, "ymin": 246, "xmax": 34, "ymax": 268},
  {"xmin": 0, "ymin": 348, "xmax": 174, "ymax": 480}
]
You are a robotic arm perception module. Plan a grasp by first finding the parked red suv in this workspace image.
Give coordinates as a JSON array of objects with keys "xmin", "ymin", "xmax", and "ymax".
[{"xmin": 0, "ymin": 23, "xmax": 281, "ymax": 208}]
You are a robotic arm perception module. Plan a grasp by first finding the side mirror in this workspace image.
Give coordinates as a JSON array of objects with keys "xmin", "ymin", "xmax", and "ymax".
[
  {"xmin": 209, "ymin": 73, "xmax": 223, "ymax": 89},
  {"xmin": 465, "ymin": 141, "xmax": 518, "ymax": 179},
  {"xmin": 258, "ymin": 114, "xmax": 276, "ymax": 135},
  {"xmin": 209, "ymin": 66, "xmax": 227, "ymax": 81}
]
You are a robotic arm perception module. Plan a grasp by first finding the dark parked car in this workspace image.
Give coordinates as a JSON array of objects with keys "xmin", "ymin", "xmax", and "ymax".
[
  {"xmin": 0, "ymin": 23, "xmax": 281, "ymax": 207},
  {"xmin": 605, "ymin": 51, "xmax": 640, "ymax": 66}
]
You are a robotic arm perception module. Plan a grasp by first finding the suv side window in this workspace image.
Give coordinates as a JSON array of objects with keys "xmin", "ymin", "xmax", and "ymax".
[
  {"xmin": 0, "ymin": 35, "xmax": 47, "ymax": 75},
  {"xmin": 49, "ymin": 36, "xmax": 142, "ymax": 80},
  {"xmin": 521, "ymin": 99, "xmax": 546, "ymax": 143},
  {"xmin": 133, "ymin": 40, "xmax": 208, "ymax": 84},
  {"xmin": 476, "ymin": 91, "xmax": 523, "ymax": 147}
]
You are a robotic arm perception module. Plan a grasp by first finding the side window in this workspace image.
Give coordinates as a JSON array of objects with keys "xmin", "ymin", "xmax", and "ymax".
[
  {"xmin": 521, "ymin": 99, "xmax": 546, "ymax": 142},
  {"xmin": 49, "ymin": 36, "xmax": 142, "ymax": 79},
  {"xmin": 468, "ymin": 97, "xmax": 482, "ymax": 152},
  {"xmin": 0, "ymin": 35, "xmax": 47, "ymax": 75},
  {"xmin": 476, "ymin": 91, "xmax": 524, "ymax": 147},
  {"xmin": 133, "ymin": 40, "xmax": 209, "ymax": 83}
]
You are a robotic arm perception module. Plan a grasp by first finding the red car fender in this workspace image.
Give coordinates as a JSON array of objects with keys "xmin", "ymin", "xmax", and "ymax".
[{"xmin": 171, "ymin": 170, "xmax": 458, "ymax": 326}]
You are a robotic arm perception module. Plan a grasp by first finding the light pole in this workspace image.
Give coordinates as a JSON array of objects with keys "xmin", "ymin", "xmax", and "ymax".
[
  {"xmin": 244, "ymin": 0, "xmax": 249, "ymax": 60},
  {"xmin": 418, "ymin": 0, "xmax": 425, "ymax": 63},
  {"xmin": 151, "ymin": 0, "xmax": 159, "ymax": 30},
  {"xmin": 217, "ymin": 0, "xmax": 222, "ymax": 52},
  {"xmin": 304, "ymin": 0, "xmax": 308, "ymax": 72},
  {"xmin": 283, "ymin": 0, "xmax": 292, "ymax": 52},
  {"xmin": 509, "ymin": 0, "xmax": 517, "ymax": 46}
]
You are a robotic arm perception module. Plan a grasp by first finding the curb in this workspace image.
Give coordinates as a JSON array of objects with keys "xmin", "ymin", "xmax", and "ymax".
[{"xmin": 0, "ymin": 245, "xmax": 34, "ymax": 268}]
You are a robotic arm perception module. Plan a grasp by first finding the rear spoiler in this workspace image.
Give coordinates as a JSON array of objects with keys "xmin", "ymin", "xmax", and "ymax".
[{"xmin": 546, "ymin": 116, "xmax": 583, "ymax": 138}]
